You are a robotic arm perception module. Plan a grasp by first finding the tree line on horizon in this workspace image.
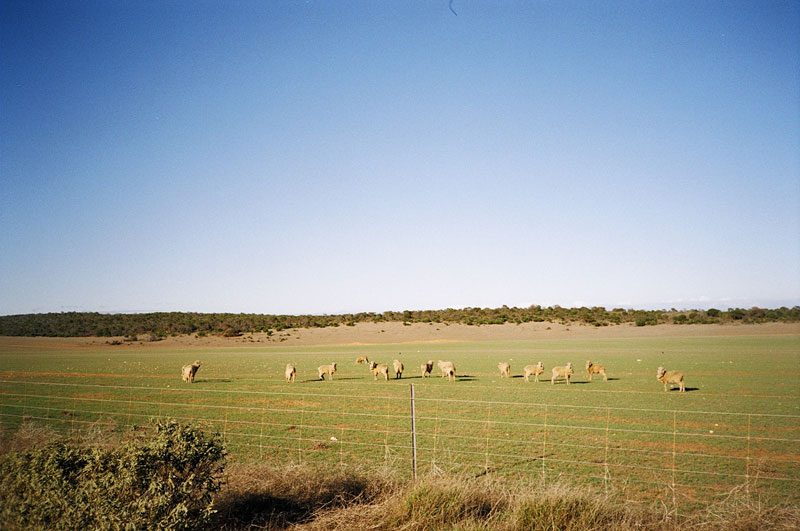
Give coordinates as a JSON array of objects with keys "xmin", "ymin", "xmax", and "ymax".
[{"xmin": 0, "ymin": 305, "xmax": 798, "ymax": 338}]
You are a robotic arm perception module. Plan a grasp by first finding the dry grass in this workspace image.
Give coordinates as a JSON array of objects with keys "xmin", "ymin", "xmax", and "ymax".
[
  {"xmin": 678, "ymin": 485, "xmax": 800, "ymax": 530},
  {"xmin": 214, "ymin": 462, "xmax": 400, "ymax": 530},
  {"xmin": 212, "ymin": 464, "xmax": 800, "ymax": 530},
  {"xmin": 0, "ymin": 420, "xmax": 59, "ymax": 453}
]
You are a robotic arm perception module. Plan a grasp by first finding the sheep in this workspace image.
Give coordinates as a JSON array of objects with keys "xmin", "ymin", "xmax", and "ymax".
[
  {"xmin": 551, "ymin": 362, "xmax": 574, "ymax": 385},
  {"xmin": 498, "ymin": 362, "xmax": 511, "ymax": 378},
  {"xmin": 355, "ymin": 355, "xmax": 369, "ymax": 365},
  {"xmin": 421, "ymin": 360, "xmax": 434, "ymax": 378},
  {"xmin": 318, "ymin": 363, "xmax": 337, "ymax": 380},
  {"xmin": 437, "ymin": 360, "xmax": 456, "ymax": 381},
  {"xmin": 523, "ymin": 362, "xmax": 544, "ymax": 383},
  {"xmin": 285, "ymin": 364, "xmax": 296, "ymax": 383},
  {"xmin": 181, "ymin": 360, "xmax": 201, "ymax": 383},
  {"xmin": 586, "ymin": 360, "xmax": 607, "ymax": 381},
  {"xmin": 393, "ymin": 359, "xmax": 404, "ymax": 379},
  {"xmin": 370, "ymin": 361, "xmax": 390, "ymax": 381},
  {"xmin": 657, "ymin": 366, "xmax": 685, "ymax": 392}
]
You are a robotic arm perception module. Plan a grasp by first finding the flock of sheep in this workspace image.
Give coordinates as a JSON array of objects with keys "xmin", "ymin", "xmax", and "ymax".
[{"xmin": 182, "ymin": 356, "xmax": 686, "ymax": 392}]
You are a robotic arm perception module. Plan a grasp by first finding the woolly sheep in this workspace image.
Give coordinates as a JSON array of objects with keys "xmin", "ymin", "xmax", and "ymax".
[
  {"xmin": 498, "ymin": 362, "xmax": 511, "ymax": 378},
  {"xmin": 586, "ymin": 360, "xmax": 607, "ymax": 381},
  {"xmin": 523, "ymin": 362, "xmax": 544, "ymax": 383},
  {"xmin": 181, "ymin": 360, "xmax": 201, "ymax": 383},
  {"xmin": 551, "ymin": 362, "xmax": 574, "ymax": 385},
  {"xmin": 318, "ymin": 363, "xmax": 337, "ymax": 380},
  {"xmin": 657, "ymin": 366, "xmax": 685, "ymax": 392},
  {"xmin": 370, "ymin": 361, "xmax": 390, "ymax": 381},
  {"xmin": 437, "ymin": 360, "xmax": 456, "ymax": 381}
]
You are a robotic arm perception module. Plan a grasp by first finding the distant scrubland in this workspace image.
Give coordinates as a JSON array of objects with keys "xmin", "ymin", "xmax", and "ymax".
[{"xmin": 0, "ymin": 305, "xmax": 798, "ymax": 338}]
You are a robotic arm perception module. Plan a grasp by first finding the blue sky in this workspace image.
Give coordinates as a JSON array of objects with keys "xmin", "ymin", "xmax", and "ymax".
[{"xmin": 1, "ymin": 0, "xmax": 798, "ymax": 315}]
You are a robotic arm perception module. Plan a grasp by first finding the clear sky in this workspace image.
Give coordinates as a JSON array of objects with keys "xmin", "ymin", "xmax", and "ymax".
[{"xmin": 1, "ymin": 0, "xmax": 798, "ymax": 315}]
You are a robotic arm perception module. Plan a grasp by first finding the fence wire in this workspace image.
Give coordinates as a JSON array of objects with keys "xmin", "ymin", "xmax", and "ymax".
[{"xmin": 1, "ymin": 379, "xmax": 798, "ymax": 508}]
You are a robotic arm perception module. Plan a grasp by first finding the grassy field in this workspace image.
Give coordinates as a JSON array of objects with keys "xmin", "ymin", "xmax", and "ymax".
[{"xmin": 1, "ymin": 333, "xmax": 798, "ymax": 511}]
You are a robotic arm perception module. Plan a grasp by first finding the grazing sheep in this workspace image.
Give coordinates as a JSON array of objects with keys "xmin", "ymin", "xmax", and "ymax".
[
  {"xmin": 285, "ymin": 364, "xmax": 296, "ymax": 383},
  {"xmin": 551, "ymin": 362, "xmax": 574, "ymax": 385},
  {"xmin": 657, "ymin": 366, "xmax": 685, "ymax": 392},
  {"xmin": 181, "ymin": 360, "xmax": 201, "ymax": 383},
  {"xmin": 437, "ymin": 360, "xmax": 456, "ymax": 381},
  {"xmin": 523, "ymin": 362, "xmax": 544, "ymax": 383},
  {"xmin": 498, "ymin": 362, "xmax": 511, "ymax": 378},
  {"xmin": 355, "ymin": 355, "xmax": 369, "ymax": 365},
  {"xmin": 393, "ymin": 359, "xmax": 404, "ymax": 379},
  {"xmin": 370, "ymin": 361, "xmax": 390, "ymax": 381},
  {"xmin": 586, "ymin": 360, "xmax": 607, "ymax": 381},
  {"xmin": 318, "ymin": 363, "xmax": 337, "ymax": 380},
  {"xmin": 421, "ymin": 360, "xmax": 434, "ymax": 378}
]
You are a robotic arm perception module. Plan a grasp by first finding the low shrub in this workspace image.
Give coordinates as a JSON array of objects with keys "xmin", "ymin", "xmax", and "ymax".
[{"xmin": 0, "ymin": 420, "xmax": 226, "ymax": 530}]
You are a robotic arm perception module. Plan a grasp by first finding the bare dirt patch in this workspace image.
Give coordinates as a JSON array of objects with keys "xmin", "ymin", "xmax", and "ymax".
[{"xmin": 1, "ymin": 322, "xmax": 798, "ymax": 351}]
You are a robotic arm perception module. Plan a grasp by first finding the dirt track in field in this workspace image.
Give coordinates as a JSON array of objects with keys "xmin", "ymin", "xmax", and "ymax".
[{"xmin": 2, "ymin": 321, "xmax": 798, "ymax": 351}]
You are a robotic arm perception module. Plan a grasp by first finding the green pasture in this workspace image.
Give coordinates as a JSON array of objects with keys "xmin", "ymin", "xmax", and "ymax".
[{"xmin": 1, "ymin": 334, "xmax": 798, "ymax": 509}]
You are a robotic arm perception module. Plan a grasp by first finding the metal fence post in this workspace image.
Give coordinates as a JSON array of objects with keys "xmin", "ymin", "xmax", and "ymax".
[{"xmin": 410, "ymin": 383, "xmax": 417, "ymax": 480}]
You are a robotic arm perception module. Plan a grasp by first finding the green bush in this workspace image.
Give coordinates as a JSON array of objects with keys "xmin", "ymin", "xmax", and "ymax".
[{"xmin": 0, "ymin": 420, "xmax": 226, "ymax": 530}]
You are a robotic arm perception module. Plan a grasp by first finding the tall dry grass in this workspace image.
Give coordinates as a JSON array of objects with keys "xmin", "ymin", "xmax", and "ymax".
[
  {"xmin": 214, "ymin": 462, "xmax": 400, "ymax": 529},
  {"xmin": 214, "ymin": 464, "xmax": 800, "ymax": 530}
]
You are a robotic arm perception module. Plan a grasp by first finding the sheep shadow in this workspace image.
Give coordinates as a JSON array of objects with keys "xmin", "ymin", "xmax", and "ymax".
[
  {"xmin": 300, "ymin": 377, "xmax": 362, "ymax": 383},
  {"xmin": 671, "ymin": 387, "xmax": 699, "ymax": 392},
  {"xmin": 193, "ymin": 378, "xmax": 232, "ymax": 383}
]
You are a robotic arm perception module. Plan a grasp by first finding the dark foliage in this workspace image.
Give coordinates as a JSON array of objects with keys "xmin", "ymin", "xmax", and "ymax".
[
  {"xmin": 0, "ymin": 306, "xmax": 797, "ymax": 337},
  {"xmin": 0, "ymin": 420, "xmax": 226, "ymax": 530}
]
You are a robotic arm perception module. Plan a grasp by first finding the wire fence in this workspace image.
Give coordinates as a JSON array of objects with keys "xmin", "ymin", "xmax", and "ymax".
[{"xmin": 1, "ymin": 379, "xmax": 798, "ymax": 510}]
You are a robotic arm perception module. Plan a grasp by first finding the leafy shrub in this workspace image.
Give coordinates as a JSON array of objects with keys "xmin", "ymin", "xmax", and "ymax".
[
  {"xmin": 729, "ymin": 308, "xmax": 746, "ymax": 320},
  {"xmin": 0, "ymin": 420, "xmax": 226, "ymax": 530}
]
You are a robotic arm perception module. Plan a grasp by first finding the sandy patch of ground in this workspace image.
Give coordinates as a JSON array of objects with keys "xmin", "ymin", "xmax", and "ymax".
[{"xmin": 1, "ymin": 321, "xmax": 798, "ymax": 351}]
